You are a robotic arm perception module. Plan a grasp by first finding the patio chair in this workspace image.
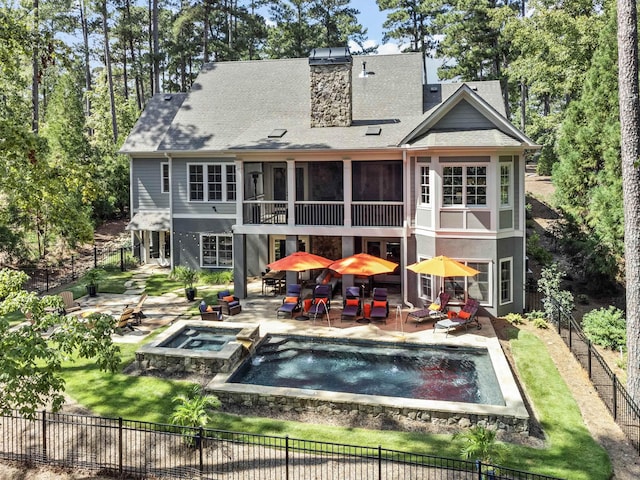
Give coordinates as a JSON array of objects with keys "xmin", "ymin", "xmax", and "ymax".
[
  {"xmin": 131, "ymin": 293, "xmax": 148, "ymax": 325},
  {"xmin": 115, "ymin": 307, "xmax": 137, "ymax": 331},
  {"xmin": 434, "ymin": 298, "xmax": 481, "ymax": 337},
  {"xmin": 60, "ymin": 291, "xmax": 81, "ymax": 314},
  {"xmin": 308, "ymin": 284, "xmax": 331, "ymax": 322},
  {"xmin": 406, "ymin": 292, "xmax": 450, "ymax": 324},
  {"xmin": 341, "ymin": 286, "xmax": 361, "ymax": 321},
  {"xmin": 370, "ymin": 288, "xmax": 389, "ymax": 323},
  {"xmin": 217, "ymin": 290, "xmax": 242, "ymax": 316},
  {"xmin": 199, "ymin": 300, "xmax": 223, "ymax": 321},
  {"xmin": 277, "ymin": 284, "xmax": 302, "ymax": 318}
]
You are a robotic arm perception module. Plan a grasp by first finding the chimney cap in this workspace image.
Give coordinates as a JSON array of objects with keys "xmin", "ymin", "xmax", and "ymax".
[{"xmin": 309, "ymin": 47, "xmax": 351, "ymax": 66}]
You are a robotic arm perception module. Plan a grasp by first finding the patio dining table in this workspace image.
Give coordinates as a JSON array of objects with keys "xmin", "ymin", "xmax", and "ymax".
[{"xmin": 262, "ymin": 270, "xmax": 286, "ymax": 296}]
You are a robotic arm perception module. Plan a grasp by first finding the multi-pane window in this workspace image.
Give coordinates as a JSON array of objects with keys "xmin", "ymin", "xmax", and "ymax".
[
  {"xmin": 161, "ymin": 162, "xmax": 170, "ymax": 193},
  {"xmin": 419, "ymin": 271, "xmax": 433, "ymax": 300},
  {"xmin": 442, "ymin": 166, "xmax": 463, "ymax": 205},
  {"xmin": 226, "ymin": 165, "xmax": 236, "ymax": 201},
  {"xmin": 420, "ymin": 166, "xmax": 430, "ymax": 204},
  {"xmin": 500, "ymin": 164, "xmax": 511, "ymax": 206},
  {"xmin": 189, "ymin": 164, "xmax": 235, "ymax": 202},
  {"xmin": 427, "ymin": 260, "xmax": 490, "ymax": 304},
  {"xmin": 201, "ymin": 234, "xmax": 233, "ymax": 267},
  {"xmin": 466, "ymin": 166, "xmax": 487, "ymax": 205},
  {"xmin": 189, "ymin": 165, "xmax": 204, "ymax": 201},
  {"xmin": 500, "ymin": 258, "xmax": 513, "ymax": 304},
  {"xmin": 442, "ymin": 166, "xmax": 487, "ymax": 206}
]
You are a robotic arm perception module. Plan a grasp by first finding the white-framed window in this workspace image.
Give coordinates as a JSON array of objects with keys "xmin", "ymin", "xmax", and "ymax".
[
  {"xmin": 188, "ymin": 163, "xmax": 236, "ymax": 202},
  {"xmin": 442, "ymin": 165, "xmax": 487, "ymax": 206},
  {"xmin": 420, "ymin": 166, "xmax": 430, "ymax": 204},
  {"xmin": 499, "ymin": 257, "xmax": 513, "ymax": 305},
  {"xmin": 418, "ymin": 258, "xmax": 491, "ymax": 305},
  {"xmin": 500, "ymin": 164, "xmax": 511, "ymax": 207},
  {"xmin": 201, "ymin": 234, "xmax": 233, "ymax": 267},
  {"xmin": 161, "ymin": 162, "xmax": 170, "ymax": 193}
]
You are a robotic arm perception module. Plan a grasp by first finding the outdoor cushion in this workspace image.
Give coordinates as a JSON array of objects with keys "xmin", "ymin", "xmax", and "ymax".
[
  {"xmin": 346, "ymin": 299, "xmax": 359, "ymax": 307},
  {"xmin": 429, "ymin": 303, "xmax": 441, "ymax": 311},
  {"xmin": 284, "ymin": 296, "xmax": 298, "ymax": 303},
  {"xmin": 206, "ymin": 305, "xmax": 214, "ymax": 312},
  {"xmin": 373, "ymin": 300, "xmax": 386, "ymax": 309},
  {"xmin": 218, "ymin": 290, "xmax": 231, "ymax": 297},
  {"xmin": 458, "ymin": 310, "xmax": 471, "ymax": 320},
  {"xmin": 223, "ymin": 295, "xmax": 235, "ymax": 303}
]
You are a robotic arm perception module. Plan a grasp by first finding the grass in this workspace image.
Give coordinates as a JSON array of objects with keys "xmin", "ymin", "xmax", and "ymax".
[{"xmin": 58, "ymin": 315, "xmax": 613, "ymax": 479}]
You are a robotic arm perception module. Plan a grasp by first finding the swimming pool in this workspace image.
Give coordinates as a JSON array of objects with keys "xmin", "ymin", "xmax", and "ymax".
[
  {"xmin": 228, "ymin": 335, "xmax": 504, "ymax": 406},
  {"xmin": 207, "ymin": 332, "xmax": 530, "ymax": 434}
]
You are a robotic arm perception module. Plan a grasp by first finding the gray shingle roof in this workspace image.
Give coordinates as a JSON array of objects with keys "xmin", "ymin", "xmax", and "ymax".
[{"xmin": 121, "ymin": 53, "xmax": 535, "ymax": 154}]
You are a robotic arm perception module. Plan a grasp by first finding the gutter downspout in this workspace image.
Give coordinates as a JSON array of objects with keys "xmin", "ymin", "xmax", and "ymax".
[
  {"xmin": 402, "ymin": 148, "xmax": 414, "ymax": 309},
  {"xmin": 164, "ymin": 153, "xmax": 174, "ymax": 270}
]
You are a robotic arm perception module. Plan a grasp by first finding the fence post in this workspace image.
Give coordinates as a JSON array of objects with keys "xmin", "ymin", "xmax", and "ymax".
[
  {"xmin": 71, "ymin": 255, "xmax": 75, "ymax": 280},
  {"xmin": 285, "ymin": 436, "xmax": 289, "ymax": 480},
  {"xmin": 557, "ymin": 308, "xmax": 561, "ymax": 335},
  {"xmin": 42, "ymin": 410, "xmax": 47, "ymax": 462},
  {"xmin": 378, "ymin": 445, "xmax": 382, "ymax": 480},
  {"xmin": 196, "ymin": 427, "xmax": 203, "ymax": 474},
  {"xmin": 93, "ymin": 245, "xmax": 98, "ymax": 268},
  {"xmin": 118, "ymin": 417, "xmax": 123, "ymax": 475},
  {"xmin": 476, "ymin": 460, "xmax": 482, "ymax": 480},
  {"xmin": 613, "ymin": 375, "xmax": 618, "ymax": 420},
  {"xmin": 45, "ymin": 269, "xmax": 49, "ymax": 293},
  {"xmin": 120, "ymin": 248, "xmax": 125, "ymax": 272},
  {"xmin": 568, "ymin": 318, "xmax": 572, "ymax": 350},
  {"xmin": 588, "ymin": 340, "xmax": 592, "ymax": 379}
]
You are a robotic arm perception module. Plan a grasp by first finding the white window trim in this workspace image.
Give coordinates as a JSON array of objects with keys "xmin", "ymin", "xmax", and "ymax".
[
  {"xmin": 200, "ymin": 233, "xmax": 234, "ymax": 268},
  {"xmin": 419, "ymin": 165, "xmax": 430, "ymax": 206},
  {"xmin": 442, "ymin": 164, "xmax": 488, "ymax": 208},
  {"xmin": 188, "ymin": 163, "xmax": 236, "ymax": 203},
  {"xmin": 500, "ymin": 163, "xmax": 512, "ymax": 208},
  {"xmin": 499, "ymin": 257, "xmax": 513, "ymax": 306},
  {"xmin": 161, "ymin": 162, "xmax": 170, "ymax": 194}
]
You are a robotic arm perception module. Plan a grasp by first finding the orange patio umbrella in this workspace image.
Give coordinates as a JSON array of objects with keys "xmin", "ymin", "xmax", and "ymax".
[
  {"xmin": 328, "ymin": 253, "xmax": 398, "ymax": 276},
  {"xmin": 407, "ymin": 255, "xmax": 480, "ymax": 277},
  {"xmin": 267, "ymin": 251, "xmax": 333, "ymax": 272}
]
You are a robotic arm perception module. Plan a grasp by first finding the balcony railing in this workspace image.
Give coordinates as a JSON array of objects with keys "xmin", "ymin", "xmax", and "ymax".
[
  {"xmin": 243, "ymin": 201, "xmax": 288, "ymax": 224},
  {"xmin": 242, "ymin": 201, "xmax": 404, "ymax": 227},
  {"xmin": 352, "ymin": 202, "xmax": 403, "ymax": 227}
]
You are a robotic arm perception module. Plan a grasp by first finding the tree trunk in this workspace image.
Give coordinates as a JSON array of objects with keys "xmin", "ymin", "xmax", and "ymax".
[
  {"xmin": 32, "ymin": 0, "xmax": 39, "ymax": 133},
  {"xmin": 153, "ymin": 0, "xmax": 160, "ymax": 93},
  {"xmin": 618, "ymin": 0, "xmax": 640, "ymax": 401},
  {"xmin": 80, "ymin": 0, "xmax": 92, "ymax": 118},
  {"xmin": 101, "ymin": 0, "xmax": 118, "ymax": 143}
]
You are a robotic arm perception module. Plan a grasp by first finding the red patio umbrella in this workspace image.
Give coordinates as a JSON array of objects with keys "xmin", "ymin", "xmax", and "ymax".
[
  {"xmin": 328, "ymin": 253, "xmax": 398, "ymax": 276},
  {"xmin": 267, "ymin": 251, "xmax": 333, "ymax": 272}
]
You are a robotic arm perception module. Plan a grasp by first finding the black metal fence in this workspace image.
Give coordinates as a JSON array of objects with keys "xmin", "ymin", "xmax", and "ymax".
[
  {"xmin": 552, "ymin": 308, "xmax": 640, "ymax": 455},
  {"xmin": 17, "ymin": 244, "xmax": 140, "ymax": 294},
  {"xmin": 0, "ymin": 410, "xmax": 562, "ymax": 480}
]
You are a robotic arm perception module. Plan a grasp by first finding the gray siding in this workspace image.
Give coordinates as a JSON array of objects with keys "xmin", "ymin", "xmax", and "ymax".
[
  {"xmin": 172, "ymin": 217, "xmax": 236, "ymax": 269},
  {"xmin": 441, "ymin": 211, "xmax": 464, "ymax": 229},
  {"xmin": 467, "ymin": 211, "xmax": 490, "ymax": 229},
  {"xmin": 514, "ymin": 155, "xmax": 521, "ymax": 230},
  {"xmin": 433, "ymin": 100, "xmax": 494, "ymax": 131},
  {"xmin": 171, "ymin": 157, "xmax": 238, "ymax": 216},
  {"xmin": 497, "ymin": 237, "xmax": 525, "ymax": 316},
  {"xmin": 499, "ymin": 210, "xmax": 513, "ymax": 229},
  {"xmin": 415, "ymin": 208, "xmax": 432, "ymax": 228},
  {"xmin": 132, "ymin": 158, "xmax": 169, "ymax": 210}
]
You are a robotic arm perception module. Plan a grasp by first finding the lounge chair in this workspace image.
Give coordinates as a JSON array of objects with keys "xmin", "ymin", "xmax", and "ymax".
[
  {"xmin": 369, "ymin": 288, "xmax": 389, "ymax": 323},
  {"xmin": 406, "ymin": 292, "xmax": 450, "ymax": 324},
  {"xmin": 131, "ymin": 293, "xmax": 148, "ymax": 324},
  {"xmin": 341, "ymin": 286, "xmax": 361, "ymax": 321},
  {"xmin": 60, "ymin": 291, "xmax": 81, "ymax": 314},
  {"xmin": 434, "ymin": 298, "xmax": 481, "ymax": 336},
  {"xmin": 308, "ymin": 284, "xmax": 331, "ymax": 322},
  {"xmin": 199, "ymin": 300, "xmax": 223, "ymax": 321},
  {"xmin": 115, "ymin": 307, "xmax": 136, "ymax": 331},
  {"xmin": 277, "ymin": 284, "xmax": 302, "ymax": 318},
  {"xmin": 217, "ymin": 290, "xmax": 242, "ymax": 316}
]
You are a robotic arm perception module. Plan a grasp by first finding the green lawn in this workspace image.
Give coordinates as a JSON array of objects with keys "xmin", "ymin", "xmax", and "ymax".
[{"xmin": 59, "ymin": 320, "xmax": 612, "ymax": 479}]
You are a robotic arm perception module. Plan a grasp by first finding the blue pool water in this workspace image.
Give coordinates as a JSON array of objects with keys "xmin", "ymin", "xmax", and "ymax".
[
  {"xmin": 160, "ymin": 326, "xmax": 241, "ymax": 351},
  {"xmin": 228, "ymin": 335, "xmax": 505, "ymax": 406}
]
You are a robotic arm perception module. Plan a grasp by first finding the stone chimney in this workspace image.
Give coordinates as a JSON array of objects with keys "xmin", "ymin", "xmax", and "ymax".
[{"xmin": 309, "ymin": 47, "xmax": 352, "ymax": 128}]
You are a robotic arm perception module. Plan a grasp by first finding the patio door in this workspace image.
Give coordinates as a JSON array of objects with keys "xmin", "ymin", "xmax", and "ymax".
[{"xmin": 364, "ymin": 239, "xmax": 401, "ymax": 283}]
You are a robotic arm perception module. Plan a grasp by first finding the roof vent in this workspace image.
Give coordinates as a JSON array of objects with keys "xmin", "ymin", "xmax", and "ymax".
[
  {"xmin": 365, "ymin": 126, "xmax": 382, "ymax": 136},
  {"xmin": 268, "ymin": 129, "xmax": 287, "ymax": 138},
  {"xmin": 309, "ymin": 47, "xmax": 351, "ymax": 66},
  {"xmin": 429, "ymin": 86, "xmax": 439, "ymax": 93},
  {"xmin": 163, "ymin": 94, "xmax": 173, "ymax": 101},
  {"xmin": 470, "ymin": 85, "xmax": 478, "ymax": 91},
  {"xmin": 358, "ymin": 61, "xmax": 374, "ymax": 78}
]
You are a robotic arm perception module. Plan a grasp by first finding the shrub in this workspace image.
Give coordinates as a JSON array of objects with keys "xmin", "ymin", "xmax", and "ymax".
[
  {"xmin": 582, "ymin": 306, "xmax": 626, "ymax": 351},
  {"xmin": 503, "ymin": 313, "xmax": 525, "ymax": 325},
  {"xmin": 527, "ymin": 232, "xmax": 553, "ymax": 265},
  {"xmin": 538, "ymin": 264, "xmax": 574, "ymax": 321},
  {"xmin": 532, "ymin": 317, "xmax": 549, "ymax": 329}
]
